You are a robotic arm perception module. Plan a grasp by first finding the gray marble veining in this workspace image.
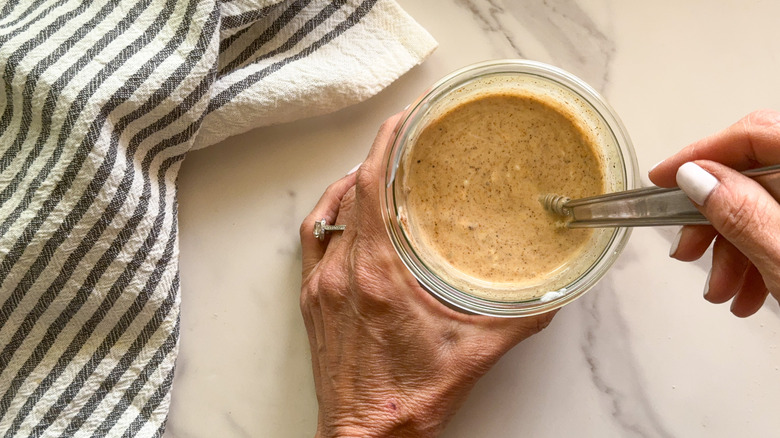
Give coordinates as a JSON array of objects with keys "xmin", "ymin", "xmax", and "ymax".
[
  {"xmin": 168, "ymin": 1, "xmax": 780, "ymax": 436},
  {"xmin": 456, "ymin": 0, "xmax": 615, "ymax": 92},
  {"xmin": 581, "ymin": 257, "xmax": 675, "ymax": 438}
]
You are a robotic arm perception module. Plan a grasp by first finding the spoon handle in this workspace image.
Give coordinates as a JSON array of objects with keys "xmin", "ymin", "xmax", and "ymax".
[{"xmin": 543, "ymin": 164, "xmax": 780, "ymax": 228}]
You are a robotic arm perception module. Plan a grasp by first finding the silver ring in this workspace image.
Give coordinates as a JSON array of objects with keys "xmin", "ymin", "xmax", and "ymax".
[{"xmin": 313, "ymin": 218, "xmax": 346, "ymax": 241}]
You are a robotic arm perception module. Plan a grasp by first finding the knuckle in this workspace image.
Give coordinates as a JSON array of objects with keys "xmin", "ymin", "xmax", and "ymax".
[
  {"xmin": 355, "ymin": 162, "xmax": 376, "ymax": 191},
  {"xmin": 300, "ymin": 272, "xmax": 322, "ymax": 308},
  {"xmin": 314, "ymin": 260, "xmax": 352, "ymax": 303},
  {"xmin": 301, "ymin": 264, "xmax": 349, "ymax": 310},
  {"xmin": 339, "ymin": 186, "xmax": 357, "ymax": 212},
  {"xmin": 375, "ymin": 115, "xmax": 401, "ymax": 142},
  {"xmin": 743, "ymin": 110, "xmax": 780, "ymax": 161},
  {"xmin": 349, "ymin": 262, "xmax": 382, "ymax": 299},
  {"xmin": 745, "ymin": 109, "xmax": 780, "ymax": 129},
  {"xmin": 348, "ymin": 244, "xmax": 398, "ymax": 306},
  {"xmin": 717, "ymin": 188, "xmax": 769, "ymax": 244},
  {"xmin": 318, "ymin": 274, "xmax": 346, "ymax": 299}
]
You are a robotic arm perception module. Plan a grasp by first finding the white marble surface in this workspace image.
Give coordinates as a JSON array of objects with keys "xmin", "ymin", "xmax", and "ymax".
[{"xmin": 166, "ymin": 1, "xmax": 780, "ymax": 436}]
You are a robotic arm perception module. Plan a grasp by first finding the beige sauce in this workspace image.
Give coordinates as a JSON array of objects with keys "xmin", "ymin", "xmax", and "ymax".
[{"xmin": 402, "ymin": 92, "xmax": 605, "ymax": 293}]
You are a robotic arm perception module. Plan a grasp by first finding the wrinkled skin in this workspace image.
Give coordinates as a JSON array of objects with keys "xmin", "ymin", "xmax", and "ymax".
[
  {"xmin": 650, "ymin": 110, "xmax": 780, "ymax": 317},
  {"xmin": 299, "ymin": 114, "xmax": 556, "ymax": 437}
]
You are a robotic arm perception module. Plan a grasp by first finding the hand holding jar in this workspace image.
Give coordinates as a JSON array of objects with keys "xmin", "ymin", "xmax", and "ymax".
[{"xmin": 299, "ymin": 114, "xmax": 555, "ymax": 438}]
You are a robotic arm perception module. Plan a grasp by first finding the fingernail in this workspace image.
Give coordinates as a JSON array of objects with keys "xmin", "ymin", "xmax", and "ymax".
[
  {"xmin": 649, "ymin": 160, "xmax": 663, "ymax": 173},
  {"xmin": 676, "ymin": 162, "xmax": 719, "ymax": 205},
  {"xmin": 703, "ymin": 269, "xmax": 712, "ymax": 299},
  {"xmin": 347, "ymin": 162, "xmax": 362, "ymax": 175},
  {"xmin": 669, "ymin": 227, "xmax": 682, "ymax": 258}
]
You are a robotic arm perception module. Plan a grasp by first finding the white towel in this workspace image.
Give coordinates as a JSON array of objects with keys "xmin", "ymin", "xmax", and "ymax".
[
  {"xmin": 195, "ymin": 0, "xmax": 437, "ymax": 148},
  {"xmin": 0, "ymin": 1, "xmax": 436, "ymax": 436}
]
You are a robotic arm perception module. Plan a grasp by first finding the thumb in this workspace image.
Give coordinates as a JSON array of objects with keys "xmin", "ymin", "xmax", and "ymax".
[{"xmin": 676, "ymin": 161, "xmax": 780, "ymax": 295}]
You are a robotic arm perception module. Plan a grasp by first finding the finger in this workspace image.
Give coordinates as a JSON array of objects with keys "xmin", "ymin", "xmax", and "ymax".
[
  {"xmin": 669, "ymin": 225, "xmax": 717, "ymax": 261},
  {"xmin": 730, "ymin": 263, "xmax": 770, "ymax": 318},
  {"xmin": 301, "ymin": 173, "xmax": 358, "ymax": 278},
  {"xmin": 300, "ymin": 273, "xmax": 331, "ymax": 390},
  {"xmin": 704, "ymin": 235, "xmax": 750, "ymax": 304},
  {"xmin": 334, "ymin": 186, "xmax": 357, "ymax": 225},
  {"xmin": 299, "ymin": 293, "xmax": 323, "ymax": 385},
  {"xmin": 328, "ymin": 185, "xmax": 357, "ymax": 249},
  {"xmin": 468, "ymin": 309, "xmax": 558, "ymax": 353},
  {"xmin": 649, "ymin": 110, "xmax": 780, "ymax": 188},
  {"xmin": 503, "ymin": 310, "xmax": 557, "ymax": 345},
  {"xmin": 354, "ymin": 113, "xmax": 404, "ymax": 216},
  {"xmin": 675, "ymin": 161, "xmax": 780, "ymax": 300},
  {"xmin": 306, "ymin": 313, "xmax": 327, "ymax": 394},
  {"xmin": 327, "ymin": 164, "xmax": 363, "ymax": 249}
]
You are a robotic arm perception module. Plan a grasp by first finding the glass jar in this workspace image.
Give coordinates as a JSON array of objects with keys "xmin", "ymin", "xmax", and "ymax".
[{"xmin": 381, "ymin": 60, "xmax": 638, "ymax": 317}]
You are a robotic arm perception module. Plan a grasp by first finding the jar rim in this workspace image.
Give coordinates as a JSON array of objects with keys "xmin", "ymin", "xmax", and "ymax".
[{"xmin": 381, "ymin": 60, "xmax": 639, "ymax": 317}]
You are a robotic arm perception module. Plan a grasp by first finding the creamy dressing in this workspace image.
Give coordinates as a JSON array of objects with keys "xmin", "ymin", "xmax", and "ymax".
[{"xmin": 402, "ymin": 91, "xmax": 605, "ymax": 295}]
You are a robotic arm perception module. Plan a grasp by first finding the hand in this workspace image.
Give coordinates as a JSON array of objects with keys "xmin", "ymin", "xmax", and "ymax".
[
  {"xmin": 299, "ymin": 114, "xmax": 556, "ymax": 438},
  {"xmin": 649, "ymin": 110, "xmax": 780, "ymax": 317}
]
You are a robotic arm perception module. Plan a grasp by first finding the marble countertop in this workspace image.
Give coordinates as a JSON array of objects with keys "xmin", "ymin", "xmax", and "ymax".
[{"xmin": 165, "ymin": 1, "xmax": 780, "ymax": 436}]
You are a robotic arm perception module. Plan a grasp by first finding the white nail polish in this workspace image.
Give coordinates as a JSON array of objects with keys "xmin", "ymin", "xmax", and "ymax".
[
  {"xmin": 347, "ymin": 162, "xmax": 362, "ymax": 175},
  {"xmin": 676, "ymin": 162, "xmax": 719, "ymax": 205},
  {"xmin": 669, "ymin": 227, "xmax": 683, "ymax": 257},
  {"xmin": 703, "ymin": 270, "xmax": 712, "ymax": 299}
]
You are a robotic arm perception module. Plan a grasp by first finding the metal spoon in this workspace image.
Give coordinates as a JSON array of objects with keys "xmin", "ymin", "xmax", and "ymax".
[{"xmin": 540, "ymin": 164, "xmax": 780, "ymax": 228}]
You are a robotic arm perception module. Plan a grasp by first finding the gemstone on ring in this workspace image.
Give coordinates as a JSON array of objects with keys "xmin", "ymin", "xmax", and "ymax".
[{"xmin": 313, "ymin": 218, "xmax": 346, "ymax": 241}]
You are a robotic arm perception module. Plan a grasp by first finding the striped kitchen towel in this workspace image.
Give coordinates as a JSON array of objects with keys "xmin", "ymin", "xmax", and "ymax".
[{"xmin": 0, "ymin": 0, "xmax": 436, "ymax": 436}]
